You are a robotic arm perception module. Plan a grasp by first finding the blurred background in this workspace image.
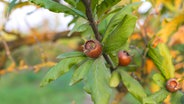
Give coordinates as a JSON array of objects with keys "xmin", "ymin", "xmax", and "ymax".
[
  {"xmin": 0, "ymin": 0, "xmax": 90, "ymax": 104},
  {"xmin": 0, "ymin": 0, "xmax": 184, "ymax": 104}
]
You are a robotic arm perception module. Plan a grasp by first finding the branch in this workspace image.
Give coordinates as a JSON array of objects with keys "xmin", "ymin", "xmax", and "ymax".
[
  {"xmin": 81, "ymin": 0, "xmax": 101, "ymax": 41},
  {"xmin": 0, "ymin": 31, "xmax": 81, "ymax": 51},
  {"xmin": 82, "ymin": 0, "xmax": 116, "ymax": 72},
  {"xmin": 81, "ymin": 1, "xmax": 128, "ymax": 103}
]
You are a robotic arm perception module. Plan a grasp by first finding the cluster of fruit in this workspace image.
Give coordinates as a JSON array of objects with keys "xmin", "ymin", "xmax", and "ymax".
[
  {"xmin": 83, "ymin": 39, "xmax": 131, "ymax": 66},
  {"xmin": 83, "ymin": 39, "xmax": 180, "ymax": 93}
]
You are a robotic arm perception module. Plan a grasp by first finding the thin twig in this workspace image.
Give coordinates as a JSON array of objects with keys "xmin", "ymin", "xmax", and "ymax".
[
  {"xmin": 137, "ymin": 21, "xmax": 148, "ymax": 46},
  {"xmin": 0, "ymin": 35, "xmax": 16, "ymax": 64},
  {"xmin": 137, "ymin": 20, "xmax": 150, "ymax": 74}
]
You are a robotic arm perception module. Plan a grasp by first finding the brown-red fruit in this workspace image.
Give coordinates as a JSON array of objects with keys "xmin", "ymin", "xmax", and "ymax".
[
  {"xmin": 83, "ymin": 40, "xmax": 102, "ymax": 58},
  {"xmin": 118, "ymin": 51, "xmax": 131, "ymax": 66},
  {"xmin": 166, "ymin": 78, "xmax": 180, "ymax": 93}
]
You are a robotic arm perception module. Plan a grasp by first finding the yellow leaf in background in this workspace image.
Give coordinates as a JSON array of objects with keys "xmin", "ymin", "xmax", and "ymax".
[
  {"xmin": 19, "ymin": 60, "xmax": 26, "ymax": 67},
  {"xmin": 175, "ymin": 62, "xmax": 184, "ymax": 71},
  {"xmin": 150, "ymin": 0, "xmax": 162, "ymax": 7},
  {"xmin": 130, "ymin": 33, "xmax": 141, "ymax": 40},
  {"xmin": 145, "ymin": 59, "xmax": 154, "ymax": 74},
  {"xmin": 182, "ymin": 81, "xmax": 184, "ymax": 92},
  {"xmin": 148, "ymin": 42, "xmax": 175, "ymax": 79},
  {"xmin": 161, "ymin": 18, "xmax": 172, "ymax": 27},
  {"xmin": 161, "ymin": 0, "xmax": 175, "ymax": 12},
  {"xmin": 152, "ymin": 37, "xmax": 163, "ymax": 48},
  {"xmin": 34, "ymin": 62, "xmax": 56, "ymax": 73},
  {"xmin": 0, "ymin": 32, "xmax": 17, "ymax": 41},
  {"xmin": 175, "ymin": 73, "xmax": 184, "ymax": 92},
  {"xmin": 0, "ymin": 70, "xmax": 6, "ymax": 75},
  {"xmin": 18, "ymin": 60, "xmax": 28, "ymax": 70},
  {"xmin": 150, "ymin": 82, "xmax": 160, "ymax": 93},
  {"xmin": 170, "ymin": 50, "xmax": 179, "ymax": 58},
  {"xmin": 174, "ymin": 0, "xmax": 183, "ymax": 11},
  {"xmin": 169, "ymin": 26, "xmax": 184, "ymax": 46},
  {"xmin": 151, "ymin": 0, "xmax": 174, "ymax": 11},
  {"xmin": 152, "ymin": 0, "xmax": 182, "ymax": 12},
  {"xmin": 164, "ymin": 95, "xmax": 171, "ymax": 104},
  {"xmin": 7, "ymin": 62, "xmax": 16, "ymax": 72},
  {"xmin": 157, "ymin": 13, "xmax": 184, "ymax": 43}
]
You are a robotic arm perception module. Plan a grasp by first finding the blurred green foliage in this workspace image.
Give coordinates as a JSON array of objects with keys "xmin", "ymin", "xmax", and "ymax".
[{"xmin": 0, "ymin": 70, "xmax": 85, "ymax": 104}]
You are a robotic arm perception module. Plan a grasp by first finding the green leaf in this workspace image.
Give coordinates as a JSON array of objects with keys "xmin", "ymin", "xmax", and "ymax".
[
  {"xmin": 143, "ymin": 89, "xmax": 169, "ymax": 104},
  {"xmin": 98, "ymin": 6, "xmax": 123, "ymax": 22},
  {"xmin": 75, "ymin": 1, "xmax": 85, "ymax": 14},
  {"xmin": 102, "ymin": 2, "xmax": 140, "ymax": 43},
  {"xmin": 109, "ymin": 70, "xmax": 120, "ymax": 87},
  {"xmin": 84, "ymin": 57, "xmax": 112, "ymax": 104},
  {"xmin": 124, "ymin": 93, "xmax": 142, "ymax": 104},
  {"xmin": 152, "ymin": 73, "xmax": 166, "ymax": 88},
  {"xmin": 109, "ymin": 52, "xmax": 119, "ymax": 67},
  {"xmin": 80, "ymin": 25, "xmax": 93, "ymax": 38},
  {"xmin": 103, "ymin": 14, "xmax": 137, "ymax": 53},
  {"xmin": 98, "ymin": 18, "xmax": 109, "ymax": 35},
  {"xmin": 91, "ymin": 0, "xmax": 98, "ymax": 12},
  {"xmin": 148, "ymin": 43, "xmax": 175, "ymax": 79},
  {"xmin": 67, "ymin": 18, "xmax": 88, "ymax": 36},
  {"xmin": 40, "ymin": 57, "xmax": 86, "ymax": 87},
  {"xmin": 98, "ymin": 7, "xmax": 122, "ymax": 35},
  {"xmin": 70, "ymin": 59, "xmax": 94, "ymax": 86},
  {"xmin": 118, "ymin": 68, "xmax": 147, "ymax": 102},
  {"xmin": 97, "ymin": 0, "xmax": 121, "ymax": 17},
  {"xmin": 171, "ymin": 91, "xmax": 184, "ymax": 104},
  {"xmin": 29, "ymin": 0, "xmax": 86, "ymax": 18},
  {"xmin": 57, "ymin": 51, "xmax": 85, "ymax": 59},
  {"xmin": 64, "ymin": 0, "xmax": 77, "ymax": 7}
]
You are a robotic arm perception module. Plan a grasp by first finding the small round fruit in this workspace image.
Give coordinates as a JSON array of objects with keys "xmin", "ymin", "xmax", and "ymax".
[
  {"xmin": 83, "ymin": 40, "xmax": 102, "ymax": 58},
  {"xmin": 118, "ymin": 51, "xmax": 131, "ymax": 66},
  {"xmin": 166, "ymin": 78, "xmax": 180, "ymax": 93}
]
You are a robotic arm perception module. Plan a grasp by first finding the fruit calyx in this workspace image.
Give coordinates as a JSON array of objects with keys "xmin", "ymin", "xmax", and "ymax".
[{"xmin": 166, "ymin": 78, "xmax": 180, "ymax": 93}]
